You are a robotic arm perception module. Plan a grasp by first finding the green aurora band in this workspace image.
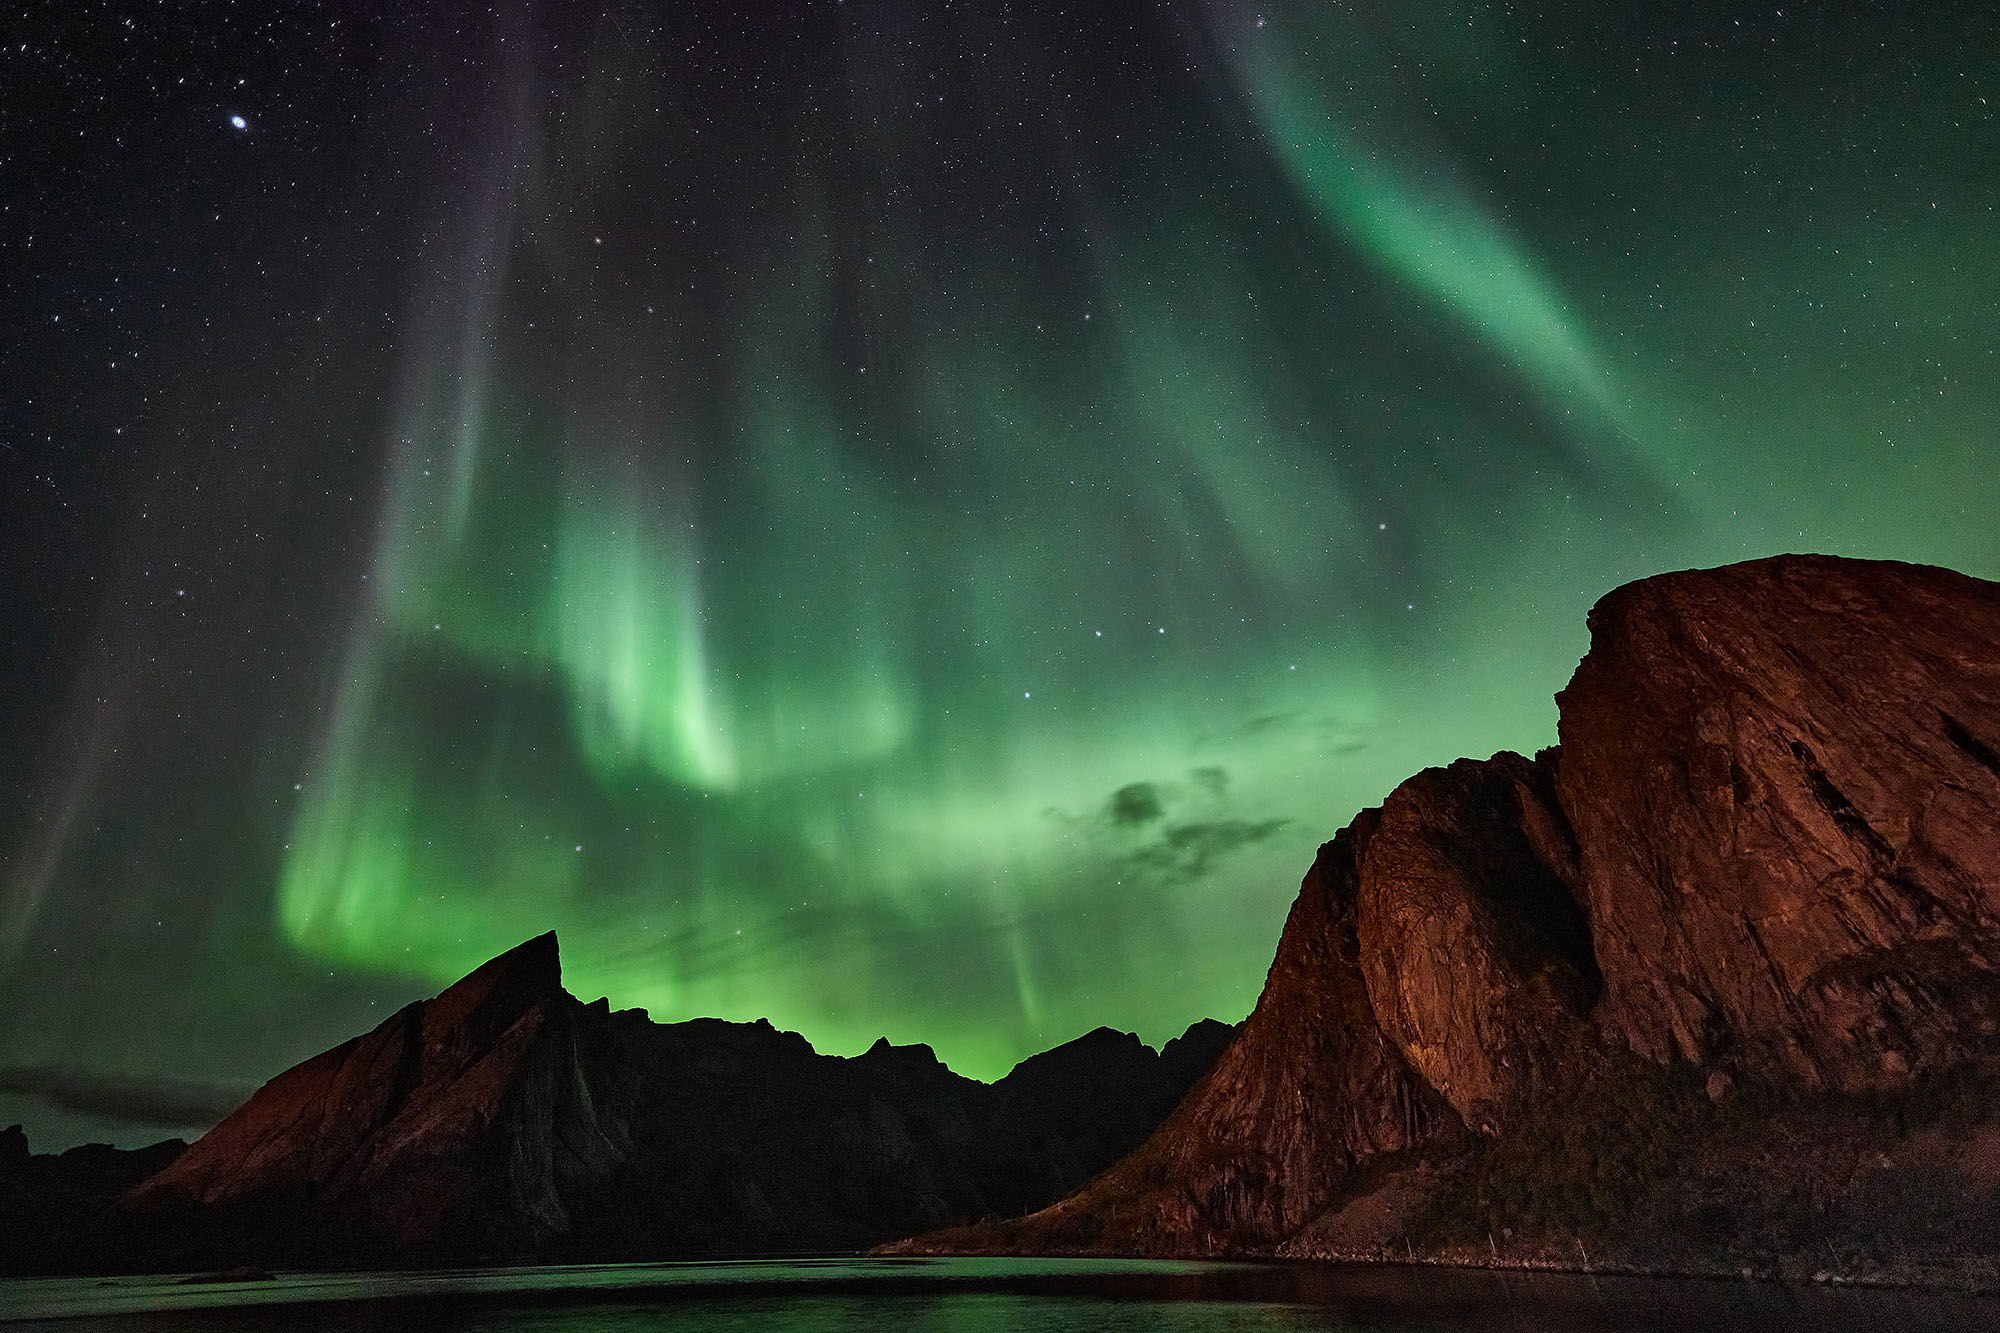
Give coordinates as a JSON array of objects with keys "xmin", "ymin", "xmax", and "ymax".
[
  {"xmin": 279, "ymin": 3, "xmax": 1648, "ymax": 1074},
  {"xmin": 271, "ymin": 1, "xmax": 1999, "ymax": 1075},
  {"xmin": 4, "ymin": 0, "xmax": 1996, "ymax": 1110}
]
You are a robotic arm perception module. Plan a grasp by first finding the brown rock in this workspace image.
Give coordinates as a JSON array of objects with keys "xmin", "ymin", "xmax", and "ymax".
[
  {"xmin": 1357, "ymin": 752, "xmax": 1597, "ymax": 1130},
  {"xmin": 1555, "ymin": 555, "xmax": 2000, "ymax": 1091},
  {"xmin": 124, "ymin": 932, "xmax": 616, "ymax": 1255},
  {"xmin": 1275, "ymin": 1163, "xmax": 1445, "ymax": 1258},
  {"xmin": 899, "ymin": 819, "xmax": 1460, "ymax": 1255},
  {"xmin": 904, "ymin": 750, "xmax": 1602, "ymax": 1256}
]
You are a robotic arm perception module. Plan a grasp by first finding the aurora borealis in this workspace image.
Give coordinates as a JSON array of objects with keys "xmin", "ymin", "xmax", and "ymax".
[{"xmin": 3, "ymin": 1, "xmax": 1997, "ymax": 1148}]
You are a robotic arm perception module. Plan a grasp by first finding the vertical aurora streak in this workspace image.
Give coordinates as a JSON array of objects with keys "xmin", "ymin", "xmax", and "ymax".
[
  {"xmin": 271, "ymin": 0, "xmax": 1671, "ymax": 1064},
  {"xmin": 2, "ymin": 0, "xmax": 1995, "ymax": 1135}
]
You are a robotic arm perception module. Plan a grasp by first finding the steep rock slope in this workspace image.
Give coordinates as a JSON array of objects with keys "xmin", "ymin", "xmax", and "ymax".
[
  {"xmin": 1355, "ymin": 752, "xmax": 1597, "ymax": 1131},
  {"xmin": 909, "ymin": 819, "xmax": 1462, "ymax": 1254},
  {"xmin": 123, "ymin": 932, "xmax": 620, "ymax": 1260}
]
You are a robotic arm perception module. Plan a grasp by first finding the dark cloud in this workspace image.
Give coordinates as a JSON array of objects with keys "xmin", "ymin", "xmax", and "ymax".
[
  {"xmin": 1112, "ymin": 818, "xmax": 1292, "ymax": 889},
  {"xmin": 1157, "ymin": 819, "xmax": 1291, "ymax": 880},
  {"xmin": 0, "ymin": 1067, "xmax": 248, "ymax": 1130},
  {"xmin": 1075, "ymin": 769, "xmax": 1289, "ymax": 888},
  {"xmin": 1106, "ymin": 782, "xmax": 1164, "ymax": 825}
]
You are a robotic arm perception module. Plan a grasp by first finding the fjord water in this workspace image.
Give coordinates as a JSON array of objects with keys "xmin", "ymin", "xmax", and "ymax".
[{"xmin": 4, "ymin": 1259, "xmax": 1997, "ymax": 1332}]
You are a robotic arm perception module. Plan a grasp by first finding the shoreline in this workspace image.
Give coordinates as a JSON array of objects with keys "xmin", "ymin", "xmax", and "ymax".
[{"xmin": 878, "ymin": 1244, "xmax": 2000, "ymax": 1296}]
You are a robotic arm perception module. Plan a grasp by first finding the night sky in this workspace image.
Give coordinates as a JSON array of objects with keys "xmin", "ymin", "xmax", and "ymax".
[{"xmin": 3, "ymin": 1, "xmax": 1996, "ymax": 1149}]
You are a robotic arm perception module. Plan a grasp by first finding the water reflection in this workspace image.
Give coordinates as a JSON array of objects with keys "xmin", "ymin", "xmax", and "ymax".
[
  {"xmin": 487, "ymin": 1296, "xmax": 1354, "ymax": 1333},
  {"xmin": 3, "ymin": 1258, "xmax": 1994, "ymax": 1332}
]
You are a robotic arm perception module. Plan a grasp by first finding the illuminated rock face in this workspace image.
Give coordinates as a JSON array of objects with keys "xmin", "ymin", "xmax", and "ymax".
[
  {"xmin": 1354, "ymin": 750, "xmax": 1596, "ymax": 1132},
  {"xmin": 907, "ymin": 555, "xmax": 2000, "ymax": 1260},
  {"xmin": 123, "ymin": 933, "xmax": 619, "ymax": 1258},
  {"xmin": 942, "ymin": 821, "xmax": 1463, "ymax": 1255},
  {"xmin": 118, "ymin": 933, "xmax": 1234, "ymax": 1267},
  {"xmin": 1555, "ymin": 555, "xmax": 2000, "ymax": 1093}
]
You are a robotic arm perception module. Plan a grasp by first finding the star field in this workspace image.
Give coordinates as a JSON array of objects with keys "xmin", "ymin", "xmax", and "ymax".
[{"xmin": 1, "ymin": 0, "xmax": 1995, "ymax": 1148}]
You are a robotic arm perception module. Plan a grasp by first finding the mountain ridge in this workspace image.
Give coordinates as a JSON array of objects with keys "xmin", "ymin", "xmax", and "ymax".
[{"xmin": 1, "ymin": 937, "xmax": 1234, "ymax": 1274}]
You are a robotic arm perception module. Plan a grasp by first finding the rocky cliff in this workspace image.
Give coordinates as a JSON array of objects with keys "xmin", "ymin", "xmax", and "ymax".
[
  {"xmin": 104, "ymin": 934, "xmax": 1232, "ymax": 1270},
  {"xmin": 1556, "ymin": 557, "xmax": 2000, "ymax": 1093},
  {"xmin": 898, "ymin": 555, "xmax": 2000, "ymax": 1277}
]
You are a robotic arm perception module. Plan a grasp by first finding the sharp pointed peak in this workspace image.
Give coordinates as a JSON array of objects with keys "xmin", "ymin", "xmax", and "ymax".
[{"xmin": 425, "ymin": 932, "xmax": 565, "ymax": 1034}]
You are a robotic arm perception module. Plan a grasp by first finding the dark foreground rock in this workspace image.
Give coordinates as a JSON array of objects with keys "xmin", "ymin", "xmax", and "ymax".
[
  {"xmin": 892, "ymin": 555, "xmax": 2000, "ymax": 1280},
  {"xmin": 2, "ymin": 936, "xmax": 1232, "ymax": 1273},
  {"xmin": 0, "ymin": 1127, "xmax": 185, "ymax": 1276}
]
